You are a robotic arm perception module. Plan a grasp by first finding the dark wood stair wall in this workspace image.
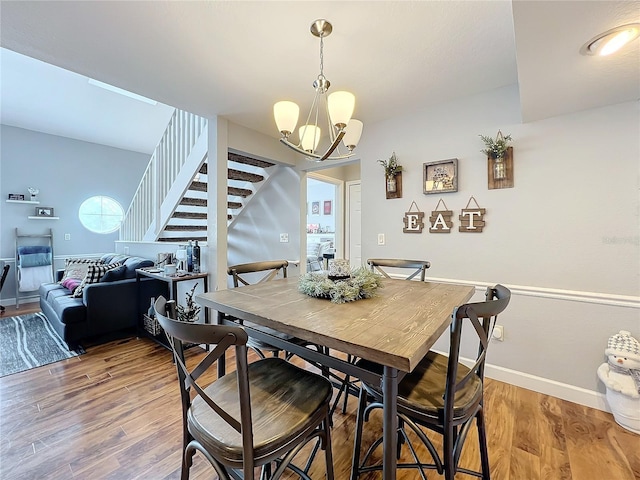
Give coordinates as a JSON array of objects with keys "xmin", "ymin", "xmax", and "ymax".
[{"xmin": 157, "ymin": 152, "xmax": 276, "ymax": 242}]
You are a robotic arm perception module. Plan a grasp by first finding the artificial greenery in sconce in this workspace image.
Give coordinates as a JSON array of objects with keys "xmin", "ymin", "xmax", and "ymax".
[
  {"xmin": 177, "ymin": 283, "xmax": 201, "ymax": 322},
  {"xmin": 378, "ymin": 152, "xmax": 402, "ymax": 178},
  {"xmin": 479, "ymin": 130, "xmax": 512, "ymax": 160}
]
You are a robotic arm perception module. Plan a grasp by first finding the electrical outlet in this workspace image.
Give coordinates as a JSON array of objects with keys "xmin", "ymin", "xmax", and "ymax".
[
  {"xmin": 279, "ymin": 233, "xmax": 289, "ymax": 243},
  {"xmin": 377, "ymin": 233, "xmax": 385, "ymax": 245},
  {"xmin": 64, "ymin": 233, "xmax": 71, "ymax": 241},
  {"xmin": 492, "ymin": 325, "xmax": 504, "ymax": 342}
]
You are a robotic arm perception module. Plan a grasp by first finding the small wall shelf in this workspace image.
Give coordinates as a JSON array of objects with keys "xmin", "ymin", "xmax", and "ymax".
[
  {"xmin": 28, "ymin": 216, "xmax": 60, "ymax": 220},
  {"xmin": 6, "ymin": 199, "xmax": 40, "ymax": 204}
]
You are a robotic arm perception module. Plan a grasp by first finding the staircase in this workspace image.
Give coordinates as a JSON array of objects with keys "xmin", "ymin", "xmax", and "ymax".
[
  {"xmin": 157, "ymin": 152, "xmax": 277, "ymax": 242},
  {"xmin": 120, "ymin": 109, "xmax": 277, "ymax": 244}
]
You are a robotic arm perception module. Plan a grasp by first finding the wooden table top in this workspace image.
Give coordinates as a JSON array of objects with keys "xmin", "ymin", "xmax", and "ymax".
[{"xmin": 196, "ymin": 278, "xmax": 474, "ymax": 373}]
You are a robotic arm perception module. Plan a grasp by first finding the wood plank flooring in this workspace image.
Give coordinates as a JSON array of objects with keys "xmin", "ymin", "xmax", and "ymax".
[{"xmin": 1, "ymin": 304, "xmax": 638, "ymax": 479}]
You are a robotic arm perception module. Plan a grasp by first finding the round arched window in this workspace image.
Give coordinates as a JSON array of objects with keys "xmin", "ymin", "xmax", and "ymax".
[{"xmin": 78, "ymin": 196, "xmax": 124, "ymax": 234}]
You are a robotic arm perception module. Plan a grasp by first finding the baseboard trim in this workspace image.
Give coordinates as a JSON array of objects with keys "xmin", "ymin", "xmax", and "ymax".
[{"xmin": 436, "ymin": 348, "xmax": 610, "ymax": 412}]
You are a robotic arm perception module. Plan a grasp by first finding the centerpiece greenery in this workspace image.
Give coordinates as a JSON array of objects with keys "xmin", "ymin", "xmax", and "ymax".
[
  {"xmin": 298, "ymin": 267, "xmax": 383, "ymax": 304},
  {"xmin": 479, "ymin": 130, "xmax": 512, "ymax": 160}
]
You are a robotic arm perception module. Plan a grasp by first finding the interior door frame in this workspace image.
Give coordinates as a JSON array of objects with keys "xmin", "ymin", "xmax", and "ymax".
[
  {"xmin": 307, "ymin": 172, "xmax": 344, "ymax": 259},
  {"xmin": 345, "ymin": 180, "xmax": 361, "ymax": 265}
]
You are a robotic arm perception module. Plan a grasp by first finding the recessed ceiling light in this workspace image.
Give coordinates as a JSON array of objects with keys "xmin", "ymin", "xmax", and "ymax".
[{"xmin": 581, "ymin": 23, "xmax": 640, "ymax": 56}]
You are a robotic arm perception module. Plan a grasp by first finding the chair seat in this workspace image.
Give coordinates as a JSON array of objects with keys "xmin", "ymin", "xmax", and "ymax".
[
  {"xmin": 358, "ymin": 352, "xmax": 483, "ymax": 419},
  {"xmin": 188, "ymin": 357, "xmax": 332, "ymax": 464}
]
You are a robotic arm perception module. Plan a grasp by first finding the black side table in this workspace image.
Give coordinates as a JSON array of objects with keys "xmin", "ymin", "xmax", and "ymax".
[{"xmin": 322, "ymin": 252, "xmax": 335, "ymax": 270}]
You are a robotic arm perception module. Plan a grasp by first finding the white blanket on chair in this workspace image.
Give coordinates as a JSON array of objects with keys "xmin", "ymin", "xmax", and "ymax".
[{"xmin": 18, "ymin": 265, "xmax": 52, "ymax": 292}]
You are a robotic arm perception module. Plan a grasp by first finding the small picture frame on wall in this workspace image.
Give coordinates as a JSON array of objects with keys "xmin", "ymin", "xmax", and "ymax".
[
  {"xmin": 35, "ymin": 207, "xmax": 55, "ymax": 217},
  {"xmin": 311, "ymin": 201, "xmax": 320, "ymax": 215},
  {"xmin": 323, "ymin": 200, "xmax": 332, "ymax": 215},
  {"xmin": 423, "ymin": 158, "xmax": 458, "ymax": 194}
]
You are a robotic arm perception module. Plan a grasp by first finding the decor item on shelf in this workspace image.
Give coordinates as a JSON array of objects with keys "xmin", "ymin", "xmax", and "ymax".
[
  {"xmin": 458, "ymin": 196, "xmax": 486, "ymax": 233},
  {"xmin": 480, "ymin": 130, "xmax": 514, "ymax": 189},
  {"xmin": 273, "ymin": 19, "xmax": 363, "ymax": 162},
  {"xmin": 423, "ymin": 158, "xmax": 458, "ymax": 194},
  {"xmin": 8, "ymin": 193, "xmax": 25, "ymax": 201},
  {"xmin": 192, "ymin": 241, "xmax": 201, "ymax": 273},
  {"xmin": 35, "ymin": 207, "xmax": 54, "ymax": 217},
  {"xmin": 378, "ymin": 152, "xmax": 403, "ymax": 198},
  {"xmin": 597, "ymin": 330, "xmax": 640, "ymax": 434},
  {"xmin": 175, "ymin": 247, "xmax": 187, "ymax": 273},
  {"xmin": 177, "ymin": 283, "xmax": 201, "ymax": 322},
  {"xmin": 403, "ymin": 201, "xmax": 425, "ymax": 233},
  {"xmin": 298, "ymin": 267, "xmax": 383, "ymax": 304},
  {"xmin": 28, "ymin": 187, "xmax": 39, "ymax": 202}
]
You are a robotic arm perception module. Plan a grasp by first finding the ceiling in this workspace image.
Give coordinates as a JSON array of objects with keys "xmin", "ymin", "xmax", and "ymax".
[{"xmin": 1, "ymin": 1, "xmax": 638, "ymax": 156}]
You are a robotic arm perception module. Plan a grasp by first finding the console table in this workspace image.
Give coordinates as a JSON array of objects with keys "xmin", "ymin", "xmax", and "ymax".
[{"xmin": 135, "ymin": 268, "xmax": 209, "ymax": 347}]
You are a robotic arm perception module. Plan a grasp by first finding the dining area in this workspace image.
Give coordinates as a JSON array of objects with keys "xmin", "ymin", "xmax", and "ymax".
[{"xmin": 154, "ymin": 258, "xmax": 511, "ymax": 480}]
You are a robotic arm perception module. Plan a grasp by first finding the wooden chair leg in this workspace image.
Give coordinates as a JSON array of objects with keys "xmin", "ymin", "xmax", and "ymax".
[{"xmin": 477, "ymin": 408, "xmax": 491, "ymax": 479}]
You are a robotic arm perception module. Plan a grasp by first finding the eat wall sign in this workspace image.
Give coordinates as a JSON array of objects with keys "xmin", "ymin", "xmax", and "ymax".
[{"xmin": 403, "ymin": 197, "xmax": 486, "ymax": 234}]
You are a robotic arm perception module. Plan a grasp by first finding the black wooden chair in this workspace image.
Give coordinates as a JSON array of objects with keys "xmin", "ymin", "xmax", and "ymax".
[
  {"xmin": 350, "ymin": 284, "xmax": 511, "ymax": 480},
  {"xmin": 330, "ymin": 258, "xmax": 432, "ymax": 416},
  {"xmin": 154, "ymin": 296, "xmax": 335, "ymax": 480}
]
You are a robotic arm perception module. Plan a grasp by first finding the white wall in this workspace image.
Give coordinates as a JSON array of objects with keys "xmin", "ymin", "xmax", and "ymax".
[{"xmin": 356, "ymin": 84, "xmax": 639, "ymax": 407}]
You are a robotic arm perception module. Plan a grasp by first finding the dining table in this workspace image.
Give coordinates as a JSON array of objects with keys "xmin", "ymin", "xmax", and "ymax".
[{"xmin": 196, "ymin": 277, "xmax": 475, "ymax": 480}]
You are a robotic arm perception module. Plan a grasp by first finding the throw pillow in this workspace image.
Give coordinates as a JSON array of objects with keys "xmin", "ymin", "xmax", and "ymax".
[
  {"xmin": 61, "ymin": 277, "xmax": 82, "ymax": 292},
  {"xmin": 58, "ymin": 258, "xmax": 100, "ymax": 284},
  {"xmin": 99, "ymin": 264, "xmax": 127, "ymax": 283},
  {"xmin": 72, "ymin": 263, "xmax": 122, "ymax": 298}
]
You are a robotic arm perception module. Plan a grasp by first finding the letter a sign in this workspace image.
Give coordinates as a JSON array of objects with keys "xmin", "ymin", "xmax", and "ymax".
[
  {"xmin": 429, "ymin": 199, "xmax": 453, "ymax": 233},
  {"xmin": 403, "ymin": 201, "xmax": 424, "ymax": 233}
]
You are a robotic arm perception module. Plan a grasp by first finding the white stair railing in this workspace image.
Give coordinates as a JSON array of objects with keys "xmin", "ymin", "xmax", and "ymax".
[{"xmin": 120, "ymin": 109, "xmax": 207, "ymax": 241}]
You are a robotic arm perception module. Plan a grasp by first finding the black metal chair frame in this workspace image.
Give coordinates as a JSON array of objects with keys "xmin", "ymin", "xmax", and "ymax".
[
  {"xmin": 0, "ymin": 264, "xmax": 9, "ymax": 312},
  {"xmin": 351, "ymin": 284, "xmax": 511, "ymax": 480},
  {"xmin": 155, "ymin": 296, "xmax": 335, "ymax": 480},
  {"xmin": 329, "ymin": 258, "xmax": 432, "ymax": 416}
]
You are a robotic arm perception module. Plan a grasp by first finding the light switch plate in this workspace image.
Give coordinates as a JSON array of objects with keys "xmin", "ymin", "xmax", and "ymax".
[
  {"xmin": 377, "ymin": 233, "xmax": 385, "ymax": 245},
  {"xmin": 280, "ymin": 233, "xmax": 289, "ymax": 243}
]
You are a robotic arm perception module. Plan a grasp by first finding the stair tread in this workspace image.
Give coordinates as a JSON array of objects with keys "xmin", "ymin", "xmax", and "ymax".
[
  {"xmin": 227, "ymin": 169, "xmax": 264, "ymax": 183},
  {"xmin": 228, "ymin": 152, "xmax": 275, "ymax": 169},
  {"xmin": 158, "ymin": 237, "xmax": 207, "ymax": 243},
  {"xmin": 165, "ymin": 225, "xmax": 207, "ymax": 231},
  {"xmin": 228, "ymin": 187, "xmax": 252, "ymax": 197},
  {"xmin": 173, "ymin": 212, "xmax": 207, "ymax": 219},
  {"xmin": 181, "ymin": 197, "xmax": 207, "ymax": 207}
]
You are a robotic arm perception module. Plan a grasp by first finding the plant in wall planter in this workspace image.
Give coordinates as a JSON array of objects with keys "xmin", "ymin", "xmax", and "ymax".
[
  {"xmin": 480, "ymin": 130, "xmax": 514, "ymax": 189},
  {"xmin": 378, "ymin": 152, "xmax": 403, "ymax": 198}
]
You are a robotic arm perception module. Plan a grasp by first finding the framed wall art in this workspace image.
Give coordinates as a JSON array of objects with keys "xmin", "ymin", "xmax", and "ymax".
[
  {"xmin": 423, "ymin": 158, "xmax": 458, "ymax": 195},
  {"xmin": 35, "ymin": 207, "xmax": 55, "ymax": 217},
  {"xmin": 323, "ymin": 200, "xmax": 332, "ymax": 215},
  {"xmin": 311, "ymin": 201, "xmax": 320, "ymax": 215}
]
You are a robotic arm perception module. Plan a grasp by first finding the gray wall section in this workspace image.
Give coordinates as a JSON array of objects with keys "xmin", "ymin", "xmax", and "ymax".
[
  {"xmin": 0, "ymin": 125, "xmax": 150, "ymax": 301},
  {"xmin": 356, "ymin": 85, "xmax": 639, "ymax": 394}
]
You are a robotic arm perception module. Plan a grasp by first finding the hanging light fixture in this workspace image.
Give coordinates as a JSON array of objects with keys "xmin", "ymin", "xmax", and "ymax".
[{"xmin": 274, "ymin": 19, "xmax": 363, "ymax": 162}]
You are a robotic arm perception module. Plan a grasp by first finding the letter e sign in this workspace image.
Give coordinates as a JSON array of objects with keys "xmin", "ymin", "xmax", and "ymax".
[{"xmin": 403, "ymin": 201, "xmax": 424, "ymax": 233}]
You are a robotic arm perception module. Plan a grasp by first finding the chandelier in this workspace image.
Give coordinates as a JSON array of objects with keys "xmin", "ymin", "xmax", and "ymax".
[{"xmin": 274, "ymin": 19, "xmax": 363, "ymax": 162}]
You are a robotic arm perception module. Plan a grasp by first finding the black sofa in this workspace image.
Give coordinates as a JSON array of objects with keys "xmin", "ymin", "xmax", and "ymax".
[{"xmin": 39, "ymin": 254, "xmax": 168, "ymax": 349}]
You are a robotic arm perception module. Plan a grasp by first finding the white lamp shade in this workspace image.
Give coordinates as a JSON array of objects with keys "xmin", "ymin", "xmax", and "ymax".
[
  {"xmin": 328, "ymin": 91, "xmax": 355, "ymax": 128},
  {"xmin": 342, "ymin": 119, "xmax": 363, "ymax": 150},
  {"xmin": 274, "ymin": 101, "xmax": 299, "ymax": 135},
  {"xmin": 299, "ymin": 125, "xmax": 321, "ymax": 152}
]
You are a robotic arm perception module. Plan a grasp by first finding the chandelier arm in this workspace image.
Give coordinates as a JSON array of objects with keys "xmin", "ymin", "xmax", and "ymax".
[
  {"xmin": 319, "ymin": 131, "xmax": 345, "ymax": 161},
  {"xmin": 279, "ymin": 136, "xmax": 353, "ymax": 162}
]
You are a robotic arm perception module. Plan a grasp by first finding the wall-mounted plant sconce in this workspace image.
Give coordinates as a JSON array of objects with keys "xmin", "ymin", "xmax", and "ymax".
[
  {"xmin": 480, "ymin": 131, "xmax": 514, "ymax": 189},
  {"xmin": 378, "ymin": 152, "xmax": 403, "ymax": 199}
]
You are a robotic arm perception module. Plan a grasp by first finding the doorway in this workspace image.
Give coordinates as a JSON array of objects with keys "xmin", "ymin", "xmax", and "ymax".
[{"xmin": 306, "ymin": 175, "xmax": 342, "ymax": 271}]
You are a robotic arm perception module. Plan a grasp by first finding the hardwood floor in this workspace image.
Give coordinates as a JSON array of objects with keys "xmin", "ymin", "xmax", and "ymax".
[{"xmin": 1, "ymin": 304, "xmax": 638, "ymax": 479}]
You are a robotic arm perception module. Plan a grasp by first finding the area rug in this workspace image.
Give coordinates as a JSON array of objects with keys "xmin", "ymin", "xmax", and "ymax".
[{"xmin": 0, "ymin": 312, "xmax": 84, "ymax": 377}]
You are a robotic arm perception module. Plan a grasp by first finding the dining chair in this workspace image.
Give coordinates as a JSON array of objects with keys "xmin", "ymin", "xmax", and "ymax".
[
  {"xmin": 227, "ymin": 260, "xmax": 308, "ymax": 359},
  {"xmin": 350, "ymin": 284, "xmax": 511, "ymax": 480},
  {"xmin": 330, "ymin": 258, "xmax": 432, "ymax": 416},
  {"xmin": 154, "ymin": 296, "xmax": 335, "ymax": 480}
]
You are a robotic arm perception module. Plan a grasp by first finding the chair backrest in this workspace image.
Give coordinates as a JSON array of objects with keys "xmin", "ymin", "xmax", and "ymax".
[
  {"xmin": 367, "ymin": 258, "xmax": 431, "ymax": 281},
  {"xmin": 227, "ymin": 260, "xmax": 288, "ymax": 287},
  {"xmin": 154, "ymin": 296, "xmax": 257, "ymax": 476},
  {"xmin": 445, "ymin": 284, "xmax": 511, "ymax": 419}
]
